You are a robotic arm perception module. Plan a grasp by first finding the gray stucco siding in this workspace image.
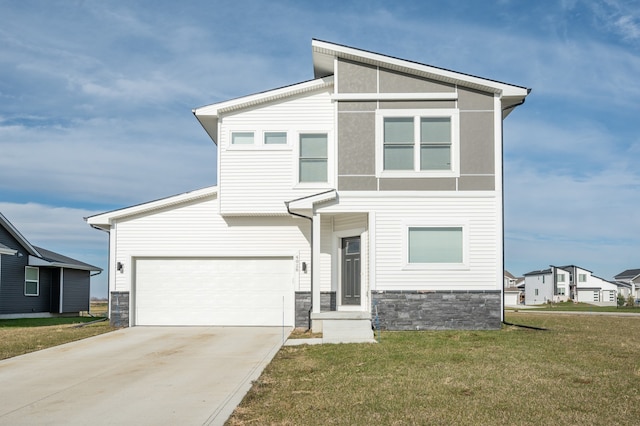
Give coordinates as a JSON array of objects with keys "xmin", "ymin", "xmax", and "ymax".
[
  {"xmin": 458, "ymin": 87, "xmax": 495, "ymax": 110},
  {"xmin": 459, "ymin": 111, "xmax": 495, "ymax": 176},
  {"xmin": 337, "ymin": 112, "xmax": 375, "ymax": 175},
  {"xmin": 378, "ymin": 100, "xmax": 457, "ymax": 109},
  {"xmin": 337, "ymin": 59, "xmax": 377, "ymax": 93},
  {"xmin": 379, "ymin": 68, "xmax": 455, "ymax": 93},
  {"xmin": 379, "ymin": 178, "xmax": 457, "ymax": 191},
  {"xmin": 338, "ymin": 176, "xmax": 377, "ymax": 191},
  {"xmin": 337, "ymin": 101, "xmax": 377, "ymax": 112},
  {"xmin": 458, "ymin": 176, "xmax": 495, "ymax": 191}
]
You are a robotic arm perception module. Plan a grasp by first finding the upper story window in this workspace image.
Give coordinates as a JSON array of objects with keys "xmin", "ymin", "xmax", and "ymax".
[
  {"xmin": 299, "ymin": 133, "xmax": 328, "ymax": 183},
  {"xmin": 557, "ymin": 274, "xmax": 565, "ymax": 282},
  {"xmin": 228, "ymin": 130, "xmax": 290, "ymax": 149},
  {"xmin": 579, "ymin": 274, "xmax": 587, "ymax": 282},
  {"xmin": 376, "ymin": 109, "xmax": 459, "ymax": 178},
  {"xmin": 25, "ymin": 266, "xmax": 39, "ymax": 296},
  {"xmin": 231, "ymin": 132, "xmax": 254, "ymax": 145},
  {"xmin": 264, "ymin": 132, "xmax": 287, "ymax": 145}
]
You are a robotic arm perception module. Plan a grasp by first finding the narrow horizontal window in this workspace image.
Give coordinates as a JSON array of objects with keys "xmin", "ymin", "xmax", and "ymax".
[
  {"xmin": 408, "ymin": 227, "xmax": 463, "ymax": 263},
  {"xmin": 231, "ymin": 132, "xmax": 254, "ymax": 145},
  {"xmin": 264, "ymin": 132, "xmax": 287, "ymax": 145}
]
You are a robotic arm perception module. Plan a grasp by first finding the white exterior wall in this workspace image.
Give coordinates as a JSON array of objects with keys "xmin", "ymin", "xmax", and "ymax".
[
  {"xmin": 218, "ymin": 89, "xmax": 335, "ymax": 215},
  {"xmin": 318, "ymin": 193, "xmax": 500, "ymax": 292},
  {"xmin": 109, "ymin": 195, "xmax": 312, "ymax": 294},
  {"xmin": 524, "ymin": 273, "xmax": 553, "ymax": 305}
]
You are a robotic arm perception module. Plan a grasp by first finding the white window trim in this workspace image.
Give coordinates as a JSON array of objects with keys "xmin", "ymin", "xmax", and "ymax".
[
  {"xmin": 293, "ymin": 129, "xmax": 334, "ymax": 188},
  {"xmin": 375, "ymin": 108, "xmax": 460, "ymax": 178},
  {"xmin": 402, "ymin": 222, "xmax": 469, "ymax": 270},
  {"xmin": 226, "ymin": 129, "xmax": 293, "ymax": 151},
  {"xmin": 25, "ymin": 266, "xmax": 39, "ymax": 296}
]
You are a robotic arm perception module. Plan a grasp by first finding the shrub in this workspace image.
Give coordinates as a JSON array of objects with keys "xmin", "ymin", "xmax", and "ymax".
[
  {"xmin": 626, "ymin": 294, "xmax": 636, "ymax": 307},
  {"xmin": 617, "ymin": 293, "xmax": 626, "ymax": 307}
]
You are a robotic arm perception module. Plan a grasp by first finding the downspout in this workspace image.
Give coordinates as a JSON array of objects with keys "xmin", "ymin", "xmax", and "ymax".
[
  {"xmin": 501, "ymin": 96, "xmax": 528, "ymax": 326},
  {"xmin": 285, "ymin": 189, "xmax": 336, "ymax": 330}
]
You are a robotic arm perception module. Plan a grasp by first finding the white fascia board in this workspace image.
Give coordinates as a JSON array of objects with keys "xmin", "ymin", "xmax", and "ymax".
[
  {"xmin": 193, "ymin": 76, "xmax": 334, "ymax": 117},
  {"xmin": 86, "ymin": 186, "xmax": 218, "ymax": 227},
  {"xmin": 0, "ymin": 213, "xmax": 41, "ymax": 257},
  {"xmin": 287, "ymin": 189, "xmax": 337, "ymax": 212},
  {"xmin": 0, "ymin": 246, "xmax": 17, "ymax": 255},
  {"xmin": 312, "ymin": 39, "xmax": 530, "ymax": 98}
]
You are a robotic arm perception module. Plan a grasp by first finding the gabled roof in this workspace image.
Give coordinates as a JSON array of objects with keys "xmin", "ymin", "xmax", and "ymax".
[
  {"xmin": 614, "ymin": 269, "xmax": 640, "ymax": 281},
  {"xmin": 0, "ymin": 212, "xmax": 100, "ymax": 272},
  {"xmin": 0, "ymin": 212, "xmax": 41, "ymax": 257},
  {"xmin": 30, "ymin": 246, "xmax": 101, "ymax": 272},
  {"xmin": 86, "ymin": 186, "xmax": 218, "ymax": 229},
  {"xmin": 193, "ymin": 39, "xmax": 531, "ymax": 131},
  {"xmin": 524, "ymin": 268, "xmax": 552, "ymax": 276},
  {"xmin": 311, "ymin": 39, "xmax": 530, "ymax": 99},
  {"xmin": 504, "ymin": 270, "xmax": 516, "ymax": 279}
]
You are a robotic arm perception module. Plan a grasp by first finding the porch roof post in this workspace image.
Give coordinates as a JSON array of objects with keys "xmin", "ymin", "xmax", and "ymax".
[{"xmin": 312, "ymin": 211, "xmax": 321, "ymax": 314}]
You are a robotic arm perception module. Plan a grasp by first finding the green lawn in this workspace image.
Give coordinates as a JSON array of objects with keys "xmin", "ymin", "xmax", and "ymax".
[
  {"xmin": 227, "ymin": 313, "xmax": 640, "ymax": 425},
  {"xmin": 0, "ymin": 317, "xmax": 115, "ymax": 360},
  {"xmin": 508, "ymin": 301, "xmax": 640, "ymax": 313}
]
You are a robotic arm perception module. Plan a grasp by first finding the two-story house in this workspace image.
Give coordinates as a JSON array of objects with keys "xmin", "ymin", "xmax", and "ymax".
[
  {"xmin": 524, "ymin": 265, "xmax": 618, "ymax": 305},
  {"xmin": 87, "ymin": 40, "xmax": 530, "ymax": 341}
]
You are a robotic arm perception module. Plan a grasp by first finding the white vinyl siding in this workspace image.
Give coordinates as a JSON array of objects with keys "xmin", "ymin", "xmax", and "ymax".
[
  {"xmin": 317, "ymin": 194, "xmax": 500, "ymax": 291},
  {"xmin": 112, "ymin": 195, "xmax": 315, "ymax": 294},
  {"xmin": 219, "ymin": 89, "xmax": 334, "ymax": 215}
]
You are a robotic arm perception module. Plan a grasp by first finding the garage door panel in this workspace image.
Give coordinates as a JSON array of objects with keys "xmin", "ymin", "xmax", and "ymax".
[{"xmin": 134, "ymin": 258, "xmax": 294, "ymax": 326}]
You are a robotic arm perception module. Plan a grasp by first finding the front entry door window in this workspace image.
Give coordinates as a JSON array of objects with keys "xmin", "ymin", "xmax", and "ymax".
[{"xmin": 341, "ymin": 237, "xmax": 361, "ymax": 305}]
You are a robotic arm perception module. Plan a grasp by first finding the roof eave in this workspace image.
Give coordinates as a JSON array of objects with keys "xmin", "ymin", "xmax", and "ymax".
[{"xmin": 311, "ymin": 39, "xmax": 530, "ymax": 98}]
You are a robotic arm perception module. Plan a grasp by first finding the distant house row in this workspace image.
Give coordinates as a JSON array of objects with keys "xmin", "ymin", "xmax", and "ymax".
[{"xmin": 504, "ymin": 267, "xmax": 640, "ymax": 306}]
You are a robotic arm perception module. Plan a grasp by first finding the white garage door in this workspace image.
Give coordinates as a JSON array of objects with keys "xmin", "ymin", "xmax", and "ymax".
[{"xmin": 134, "ymin": 257, "xmax": 294, "ymax": 326}]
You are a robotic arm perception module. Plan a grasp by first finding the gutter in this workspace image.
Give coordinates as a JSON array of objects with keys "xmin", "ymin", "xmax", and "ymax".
[{"xmin": 284, "ymin": 189, "xmax": 336, "ymax": 330}]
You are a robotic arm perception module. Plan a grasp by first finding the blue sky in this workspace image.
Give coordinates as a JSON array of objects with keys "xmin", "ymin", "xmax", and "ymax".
[{"xmin": 1, "ymin": 0, "xmax": 639, "ymax": 297}]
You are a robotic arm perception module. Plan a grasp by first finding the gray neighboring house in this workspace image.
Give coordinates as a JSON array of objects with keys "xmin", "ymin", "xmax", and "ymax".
[
  {"xmin": 614, "ymin": 269, "xmax": 640, "ymax": 300},
  {"xmin": 0, "ymin": 213, "xmax": 101, "ymax": 318}
]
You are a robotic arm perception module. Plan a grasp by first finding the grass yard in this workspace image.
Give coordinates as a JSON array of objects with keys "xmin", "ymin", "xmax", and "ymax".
[
  {"xmin": 228, "ymin": 313, "xmax": 640, "ymax": 425},
  {"xmin": 0, "ymin": 317, "xmax": 115, "ymax": 360},
  {"xmin": 509, "ymin": 301, "xmax": 640, "ymax": 313}
]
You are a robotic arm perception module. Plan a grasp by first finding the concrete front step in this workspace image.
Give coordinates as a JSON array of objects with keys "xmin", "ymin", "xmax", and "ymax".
[{"xmin": 311, "ymin": 311, "xmax": 376, "ymax": 344}]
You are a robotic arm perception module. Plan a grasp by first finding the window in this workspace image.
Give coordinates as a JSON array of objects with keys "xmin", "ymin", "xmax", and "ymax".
[
  {"xmin": 377, "ymin": 109, "xmax": 458, "ymax": 176},
  {"xmin": 557, "ymin": 274, "xmax": 565, "ymax": 282},
  {"xmin": 299, "ymin": 133, "xmax": 328, "ymax": 183},
  {"xmin": 558, "ymin": 287, "xmax": 565, "ymax": 296},
  {"xmin": 231, "ymin": 132, "xmax": 254, "ymax": 145},
  {"xmin": 264, "ymin": 132, "xmax": 287, "ymax": 145},
  {"xmin": 579, "ymin": 274, "xmax": 587, "ymax": 282},
  {"xmin": 535, "ymin": 289, "xmax": 539, "ymax": 296},
  {"xmin": 25, "ymin": 266, "xmax": 39, "ymax": 296},
  {"xmin": 408, "ymin": 227, "xmax": 463, "ymax": 264}
]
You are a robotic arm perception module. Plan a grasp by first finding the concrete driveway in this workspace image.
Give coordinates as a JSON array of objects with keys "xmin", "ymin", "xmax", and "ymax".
[{"xmin": 0, "ymin": 326, "xmax": 287, "ymax": 425}]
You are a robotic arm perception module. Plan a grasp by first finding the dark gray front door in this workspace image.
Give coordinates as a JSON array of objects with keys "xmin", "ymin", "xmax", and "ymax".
[{"xmin": 341, "ymin": 237, "xmax": 361, "ymax": 305}]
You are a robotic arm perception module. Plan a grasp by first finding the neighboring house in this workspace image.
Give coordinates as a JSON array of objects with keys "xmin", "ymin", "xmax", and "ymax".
[
  {"xmin": 614, "ymin": 269, "xmax": 640, "ymax": 300},
  {"xmin": 504, "ymin": 270, "xmax": 517, "ymax": 288},
  {"xmin": 0, "ymin": 213, "xmax": 101, "ymax": 318},
  {"xmin": 524, "ymin": 265, "xmax": 617, "ymax": 306},
  {"xmin": 86, "ymin": 39, "xmax": 530, "ymax": 339}
]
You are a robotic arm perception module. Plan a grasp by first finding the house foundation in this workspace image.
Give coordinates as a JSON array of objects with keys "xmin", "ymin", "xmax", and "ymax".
[{"xmin": 372, "ymin": 290, "xmax": 501, "ymax": 330}]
